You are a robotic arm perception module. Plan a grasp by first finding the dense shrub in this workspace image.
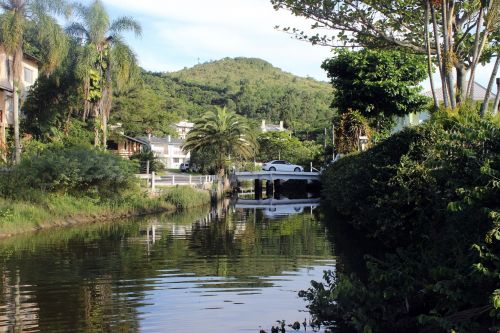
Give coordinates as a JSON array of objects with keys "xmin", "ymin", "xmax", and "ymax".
[
  {"xmin": 311, "ymin": 108, "xmax": 500, "ymax": 332},
  {"xmin": 0, "ymin": 146, "xmax": 137, "ymax": 198}
]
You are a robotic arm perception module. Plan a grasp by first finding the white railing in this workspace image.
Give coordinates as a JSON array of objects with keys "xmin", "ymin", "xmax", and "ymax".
[{"xmin": 136, "ymin": 172, "xmax": 217, "ymax": 191}]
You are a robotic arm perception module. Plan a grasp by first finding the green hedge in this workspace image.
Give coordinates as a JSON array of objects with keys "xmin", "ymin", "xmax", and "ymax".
[{"xmin": 310, "ymin": 108, "xmax": 500, "ymax": 332}]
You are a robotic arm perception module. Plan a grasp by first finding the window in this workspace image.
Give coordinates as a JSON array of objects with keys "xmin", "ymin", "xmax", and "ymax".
[
  {"xmin": 5, "ymin": 60, "xmax": 11, "ymax": 80},
  {"xmin": 24, "ymin": 68, "xmax": 33, "ymax": 84},
  {"xmin": 173, "ymin": 158, "xmax": 180, "ymax": 163}
]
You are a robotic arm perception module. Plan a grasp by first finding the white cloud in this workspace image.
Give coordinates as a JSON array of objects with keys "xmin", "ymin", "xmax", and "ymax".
[
  {"xmin": 99, "ymin": 0, "xmax": 332, "ymax": 79},
  {"xmin": 99, "ymin": 0, "xmax": 496, "ymax": 85}
]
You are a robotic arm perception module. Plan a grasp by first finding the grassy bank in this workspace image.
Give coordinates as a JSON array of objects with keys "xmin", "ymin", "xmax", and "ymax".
[
  {"xmin": 0, "ymin": 146, "xmax": 212, "ymax": 238},
  {"xmin": 0, "ymin": 187, "xmax": 211, "ymax": 238}
]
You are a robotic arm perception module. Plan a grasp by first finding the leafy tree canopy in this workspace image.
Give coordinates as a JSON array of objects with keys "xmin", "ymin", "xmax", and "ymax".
[
  {"xmin": 256, "ymin": 131, "xmax": 321, "ymax": 166},
  {"xmin": 322, "ymin": 49, "xmax": 429, "ymax": 119},
  {"xmin": 182, "ymin": 107, "xmax": 258, "ymax": 175}
]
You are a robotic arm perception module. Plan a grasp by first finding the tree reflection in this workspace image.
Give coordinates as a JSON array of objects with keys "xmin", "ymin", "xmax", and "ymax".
[{"xmin": 0, "ymin": 205, "xmax": 333, "ymax": 332}]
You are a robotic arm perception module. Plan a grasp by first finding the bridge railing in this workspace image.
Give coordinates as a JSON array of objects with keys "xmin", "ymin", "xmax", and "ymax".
[{"xmin": 136, "ymin": 172, "xmax": 217, "ymax": 191}]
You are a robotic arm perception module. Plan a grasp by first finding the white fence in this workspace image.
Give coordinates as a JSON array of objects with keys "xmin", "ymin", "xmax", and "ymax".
[{"xmin": 136, "ymin": 172, "xmax": 217, "ymax": 191}]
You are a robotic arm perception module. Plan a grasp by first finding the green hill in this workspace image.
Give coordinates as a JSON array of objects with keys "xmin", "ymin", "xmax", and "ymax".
[
  {"xmin": 112, "ymin": 57, "xmax": 334, "ymax": 137},
  {"xmin": 170, "ymin": 57, "xmax": 331, "ymax": 94}
]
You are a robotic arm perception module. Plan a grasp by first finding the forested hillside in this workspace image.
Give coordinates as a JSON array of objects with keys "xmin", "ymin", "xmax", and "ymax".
[{"xmin": 112, "ymin": 57, "xmax": 334, "ymax": 136}]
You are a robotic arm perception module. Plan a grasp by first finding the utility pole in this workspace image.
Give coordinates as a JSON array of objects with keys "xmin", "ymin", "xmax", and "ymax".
[
  {"xmin": 332, "ymin": 124, "xmax": 335, "ymax": 161},
  {"xmin": 324, "ymin": 128, "xmax": 327, "ymax": 163}
]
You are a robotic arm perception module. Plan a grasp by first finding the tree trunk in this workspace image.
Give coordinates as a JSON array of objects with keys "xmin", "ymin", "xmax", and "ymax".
[
  {"xmin": 455, "ymin": 64, "xmax": 467, "ymax": 104},
  {"xmin": 102, "ymin": 110, "xmax": 107, "ymax": 149},
  {"xmin": 12, "ymin": 48, "xmax": 22, "ymax": 164},
  {"xmin": 0, "ymin": 94, "xmax": 6, "ymax": 162},
  {"xmin": 442, "ymin": 0, "xmax": 456, "ymax": 109},
  {"xmin": 431, "ymin": 5, "xmax": 449, "ymax": 108},
  {"xmin": 493, "ymin": 80, "xmax": 500, "ymax": 116},
  {"xmin": 480, "ymin": 54, "xmax": 500, "ymax": 116},
  {"xmin": 468, "ymin": 0, "xmax": 493, "ymax": 100},
  {"xmin": 467, "ymin": 5, "xmax": 485, "ymax": 98},
  {"xmin": 13, "ymin": 86, "xmax": 20, "ymax": 163},
  {"xmin": 425, "ymin": 0, "xmax": 438, "ymax": 110},
  {"xmin": 93, "ymin": 104, "xmax": 100, "ymax": 147}
]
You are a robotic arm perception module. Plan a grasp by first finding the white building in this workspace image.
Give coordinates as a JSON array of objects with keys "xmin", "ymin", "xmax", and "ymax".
[
  {"xmin": 261, "ymin": 120, "xmax": 285, "ymax": 132},
  {"xmin": 0, "ymin": 47, "xmax": 39, "ymax": 153},
  {"xmin": 173, "ymin": 120, "xmax": 194, "ymax": 139},
  {"xmin": 141, "ymin": 135, "xmax": 190, "ymax": 169}
]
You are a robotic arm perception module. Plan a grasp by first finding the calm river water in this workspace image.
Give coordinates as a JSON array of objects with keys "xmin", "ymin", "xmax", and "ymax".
[{"xmin": 0, "ymin": 199, "xmax": 334, "ymax": 332}]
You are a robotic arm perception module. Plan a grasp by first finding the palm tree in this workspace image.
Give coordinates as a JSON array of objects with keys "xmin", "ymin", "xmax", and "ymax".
[
  {"xmin": 67, "ymin": 0, "xmax": 141, "ymax": 148},
  {"xmin": 0, "ymin": 0, "xmax": 69, "ymax": 163},
  {"xmin": 183, "ymin": 107, "xmax": 258, "ymax": 176}
]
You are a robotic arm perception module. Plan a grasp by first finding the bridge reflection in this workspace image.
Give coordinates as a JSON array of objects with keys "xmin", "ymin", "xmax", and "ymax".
[{"xmin": 234, "ymin": 197, "xmax": 320, "ymax": 219}]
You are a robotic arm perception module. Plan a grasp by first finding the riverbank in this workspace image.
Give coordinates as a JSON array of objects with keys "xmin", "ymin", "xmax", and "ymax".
[{"xmin": 0, "ymin": 187, "xmax": 211, "ymax": 238}]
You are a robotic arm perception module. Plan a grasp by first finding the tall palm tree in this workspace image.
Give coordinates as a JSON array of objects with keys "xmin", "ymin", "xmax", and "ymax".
[
  {"xmin": 0, "ymin": 0, "xmax": 69, "ymax": 163},
  {"xmin": 67, "ymin": 0, "xmax": 141, "ymax": 148},
  {"xmin": 183, "ymin": 107, "xmax": 258, "ymax": 176}
]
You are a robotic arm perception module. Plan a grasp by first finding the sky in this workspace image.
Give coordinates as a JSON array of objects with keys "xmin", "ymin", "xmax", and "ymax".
[
  {"xmin": 84, "ymin": 0, "xmax": 496, "ymax": 92},
  {"xmin": 96, "ymin": 0, "xmax": 334, "ymax": 81}
]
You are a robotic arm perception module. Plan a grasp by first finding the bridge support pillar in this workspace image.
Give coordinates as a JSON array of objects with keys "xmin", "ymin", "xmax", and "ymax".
[
  {"xmin": 265, "ymin": 180, "xmax": 273, "ymax": 198},
  {"xmin": 254, "ymin": 179, "xmax": 262, "ymax": 200},
  {"xmin": 273, "ymin": 179, "xmax": 281, "ymax": 199}
]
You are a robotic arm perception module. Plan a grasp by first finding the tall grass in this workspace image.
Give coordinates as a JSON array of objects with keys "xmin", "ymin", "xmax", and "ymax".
[
  {"xmin": 163, "ymin": 186, "xmax": 211, "ymax": 210},
  {"xmin": 0, "ymin": 191, "xmax": 175, "ymax": 236}
]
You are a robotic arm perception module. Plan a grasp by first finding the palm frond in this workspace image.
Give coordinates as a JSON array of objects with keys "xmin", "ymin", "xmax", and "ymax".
[
  {"xmin": 110, "ymin": 37, "xmax": 138, "ymax": 91},
  {"xmin": 183, "ymin": 107, "xmax": 258, "ymax": 173},
  {"xmin": 85, "ymin": 0, "xmax": 110, "ymax": 44},
  {"xmin": 29, "ymin": 0, "xmax": 71, "ymax": 19},
  {"xmin": 109, "ymin": 16, "xmax": 142, "ymax": 37},
  {"xmin": 36, "ymin": 13, "xmax": 69, "ymax": 74}
]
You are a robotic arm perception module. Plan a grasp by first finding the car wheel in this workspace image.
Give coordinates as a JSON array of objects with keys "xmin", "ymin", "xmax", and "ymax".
[
  {"xmin": 269, "ymin": 167, "xmax": 276, "ymax": 171},
  {"xmin": 294, "ymin": 167, "xmax": 301, "ymax": 172}
]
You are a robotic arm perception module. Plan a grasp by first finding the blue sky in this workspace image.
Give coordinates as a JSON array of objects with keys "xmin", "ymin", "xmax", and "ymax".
[
  {"xmin": 82, "ymin": 0, "xmax": 496, "ymax": 92},
  {"xmin": 93, "ymin": 0, "xmax": 333, "ymax": 81}
]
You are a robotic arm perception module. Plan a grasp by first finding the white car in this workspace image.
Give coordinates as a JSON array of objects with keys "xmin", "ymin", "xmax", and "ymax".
[{"xmin": 262, "ymin": 160, "xmax": 304, "ymax": 172}]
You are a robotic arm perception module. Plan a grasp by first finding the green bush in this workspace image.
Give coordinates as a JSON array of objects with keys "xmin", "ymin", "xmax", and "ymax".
[
  {"xmin": 312, "ymin": 107, "xmax": 500, "ymax": 332},
  {"xmin": 0, "ymin": 146, "xmax": 138, "ymax": 198},
  {"xmin": 163, "ymin": 186, "xmax": 210, "ymax": 210}
]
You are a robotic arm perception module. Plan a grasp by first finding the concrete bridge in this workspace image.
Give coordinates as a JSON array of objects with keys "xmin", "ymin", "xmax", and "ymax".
[{"xmin": 234, "ymin": 171, "xmax": 320, "ymax": 182}]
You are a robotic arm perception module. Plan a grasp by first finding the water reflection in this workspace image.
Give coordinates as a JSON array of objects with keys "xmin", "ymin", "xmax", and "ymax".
[
  {"xmin": 234, "ymin": 197, "xmax": 320, "ymax": 219},
  {"xmin": 0, "ymin": 202, "xmax": 333, "ymax": 332}
]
